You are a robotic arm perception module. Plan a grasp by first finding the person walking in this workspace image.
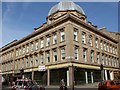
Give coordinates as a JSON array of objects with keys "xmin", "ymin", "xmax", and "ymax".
[{"xmin": 59, "ymin": 79, "xmax": 68, "ymax": 90}]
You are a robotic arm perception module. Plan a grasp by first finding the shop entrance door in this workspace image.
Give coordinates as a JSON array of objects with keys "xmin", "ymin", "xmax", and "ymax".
[{"xmin": 87, "ymin": 71, "xmax": 92, "ymax": 83}]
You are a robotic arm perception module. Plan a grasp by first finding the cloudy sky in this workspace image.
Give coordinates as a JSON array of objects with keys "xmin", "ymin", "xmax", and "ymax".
[{"xmin": 1, "ymin": 1, "xmax": 119, "ymax": 47}]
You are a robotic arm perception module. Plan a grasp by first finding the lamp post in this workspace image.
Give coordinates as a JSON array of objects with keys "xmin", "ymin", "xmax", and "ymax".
[
  {"xmin": 100, "ymin": 64, "xmax": 104, "ymax": 81},
  {"xmin": 20, "ymin": 68, "xmax": 24, "ymax": 79}
]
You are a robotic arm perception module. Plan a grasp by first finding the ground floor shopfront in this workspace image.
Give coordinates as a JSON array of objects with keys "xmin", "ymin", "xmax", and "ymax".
[{"xmin": 2, "ymin": 63, "xmax": 119, "ymax": 87}]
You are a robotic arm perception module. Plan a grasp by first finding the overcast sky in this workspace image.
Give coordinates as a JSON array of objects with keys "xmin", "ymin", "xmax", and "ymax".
[{"xmin": 1, "ymin": 1, "xmax": 119, "ymax": 47}]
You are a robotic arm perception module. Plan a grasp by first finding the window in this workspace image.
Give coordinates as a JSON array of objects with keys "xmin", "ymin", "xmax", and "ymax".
[
  {"xmin": 115, "ymin": 48, "xmax": 117, "ymax": 55},
  {"xmin": 107, "ymin": 44, "xmax": 109, "ymax": 52},
  {"xmin": 30, "ymin": 56, "xmax": 33, "ymax": 67},
  {"xmin": 102, "ymin": 54, "xmax": 104, "ymax": 65},
  {"xmin": 53, "ymin": 34, "xmax": 57, "ymax": 44},
  {"xmin": 26, "ymin": 57, "xmax": 29, "ymax": 67},
  {"xmin": 117, "ymin": 59, "xmax": 119, "ymax": 67},
  {"xmin": 19, "ymin": 48, "xmax": 22, "ymax": 55},
  {"xmin": 60, "ymin": 31, "xmax": 65, "ymax": 42},
  {"xmin": 89, "ymin": 35, "xmax": 92, "ymax": 46},
  {"xmin": 110, "ymin": 45, "xmax": 112, "ymax": 53},
  {"xmin": 35, "ymin": 41, "xmax": 39, "ymax": 50},
  {"xmin": 23, "ymin": 46, "xmax": 25, "ymax": 54},
  {"xmin": 10, "ymin": 52, "xmax": 11, "ymax": 58},
  {"xmin": 100, "ymin": 40, "xmax": 103, "ymax": 50},
  {"xmin": 35, "ymin": 54, "xmax": 38, "ymax": 66},
  {"xmin": 11, "ymin": 62, "xmax": 13, "ymax": 70},
  {"xmin": 31, "ymin": 43, "xmax": 34, "ymax": 51},
  {"xmin": 109, "ymin": 56, "xmax": 111, "ymax": 66},
  {"xmin": 16, "ymin": 49, "xmax": 18, "ymax": 56},
  {"xmin": 22, "ymin": 58, "xmax": 24, "ymax": 68},
  {"xmin": 74, "ymin": 47, "xmax": 78, "ymax": 60},
  {"xmin": 112, "ymin": 57, "xmax": 114, "ymax": 66},
  {"xmin": 97, "ymin": 53, "xmax": 100, "ymax": 64},
  {"xmin": 105, "ymin": 56, "xmax": 108, "ymax": 66},
  {"xmin": 26, "ymin": 44, "xmax": 29, "ymax": 53},
  {"xmin": 95, "ymin": 38, "xmax": 98, "ymax": 48},
  {"xmin": 74, "ymin": 30, "xmax": 78, "ymax": 41},
  {"xmin": 91, "ymin": 50, "xmax": 94, "ymax": 63},
  {"xmin": 82, "ymin": 32, "xmax": 86, "ymax": 44},
  {"xmin": 18, "ymin": 60, "xmax": 20, "ymax": 69},
  {"xmin": 61, "ymin": 47, "xmax": 65, "ymax": 60},
  {"xmin": 113, "ymin": 47, "xmax": 115, "ymax": 54},
  {"xmin": 114, "ymin": 58, "xmax": 116, "ymax": 67},
  {"xmin": 46, "ymin": 51, "xmax": 50, "ymax": 63},
  {"xmin": 104, "ymin": 42, "xmax": 106, "ymax": 51},
  {"xmin": 41, "ymin": 39, "xmax": 44, "ymax": 48},
  {"xmin": 53, "ymin": 49, "xmax": 57, "ymax": 62},
  {"xmin": 40, "ymin": 54, "xmax": 44, "ymax": 64},
  {"xmin": 46, "ymin": 37, "xmax": 50, "ymax": 46},
  {"xmin": 83, "ymin": 48, "xmax": 87, "ymax": 62},
  {"xmin": 15, "ymin": 61, "xmax": 17, "ymax": 69}
]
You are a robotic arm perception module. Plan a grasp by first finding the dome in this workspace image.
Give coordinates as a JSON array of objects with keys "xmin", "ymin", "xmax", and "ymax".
[{"xmin": 48, "ymin": 1, "xmax": 85, "ymax": 16}]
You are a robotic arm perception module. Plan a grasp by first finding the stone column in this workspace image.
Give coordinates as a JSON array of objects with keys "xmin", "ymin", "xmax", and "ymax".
[
  {"xmin": 85, "ymin": 71, "xmax": 88, "ymax": 84},
  {"xmin": 32, "ymin": 71, "xmax": 34, "ymax": 80},
  {"xmin": 69, "ymin": 66, "xmax": 74, "ymax": 90},
  {"xmin": 47, "ymin": 69, "xmax": 50, "ymax": 86},
  {"xmin": 105, "ymin": 70, "xmax": 108, "ymax": 80}
]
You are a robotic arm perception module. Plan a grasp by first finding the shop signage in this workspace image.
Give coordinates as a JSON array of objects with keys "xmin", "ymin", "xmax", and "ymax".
[{"xmin": 38, "ymin": 65, "xmax": 46, "ymax": 71}]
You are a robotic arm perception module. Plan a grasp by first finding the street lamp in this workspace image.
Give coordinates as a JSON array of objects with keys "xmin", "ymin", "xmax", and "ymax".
[{"xmin": 100, "ymin": 64, "xmax": 104, "ymax": 81}]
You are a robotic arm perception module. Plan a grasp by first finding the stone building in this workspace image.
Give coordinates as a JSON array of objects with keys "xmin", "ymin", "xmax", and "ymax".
[{"xmin": 0, "ymin": 1, "xmax": 119, "ymax": 87}]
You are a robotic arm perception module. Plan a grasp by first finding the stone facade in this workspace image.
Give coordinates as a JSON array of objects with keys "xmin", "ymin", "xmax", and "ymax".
[{"xmin": 0, "ymin": 1, "xmax": 119, "ymax": 87}]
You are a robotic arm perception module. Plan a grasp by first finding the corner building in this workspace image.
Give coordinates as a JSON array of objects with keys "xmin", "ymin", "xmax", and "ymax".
[{"xmin": 0, "ymin": 1, "xmax": 119, "ymax": 87}]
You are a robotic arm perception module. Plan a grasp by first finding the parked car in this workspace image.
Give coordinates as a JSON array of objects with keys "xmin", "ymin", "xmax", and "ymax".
[
  {"xmin": 11, "ymin": 79, "xmax": 45, "ymax": 90},
  {"xmin": 98, "ymin": 80, "xmax": 120, "ymax": 90}
]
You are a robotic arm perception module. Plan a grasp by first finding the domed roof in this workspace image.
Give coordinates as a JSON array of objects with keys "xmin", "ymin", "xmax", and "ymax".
[{"xmin": 48, "ymin": 1, "xmax": 85, "ymax": 16}]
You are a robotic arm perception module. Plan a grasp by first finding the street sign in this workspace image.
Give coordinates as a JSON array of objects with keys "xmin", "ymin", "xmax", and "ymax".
[{"xmin": 38, "ymin": 65, "xmax": 46, "ymax": 71}]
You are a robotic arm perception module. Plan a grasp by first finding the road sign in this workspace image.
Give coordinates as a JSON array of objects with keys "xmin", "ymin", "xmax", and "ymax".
[{"xmin": 38, "ymin": 65, "xmax": 46, "ymax": 71}]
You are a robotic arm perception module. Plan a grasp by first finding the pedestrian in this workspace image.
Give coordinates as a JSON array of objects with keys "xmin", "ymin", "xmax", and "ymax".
[
  {"xmin": 60, "ymin": 79, "xmax": 65, "ymax": 86},
  {"xmin": 59, "ymin": 79, "xmax": 68, "ymax": 90}
]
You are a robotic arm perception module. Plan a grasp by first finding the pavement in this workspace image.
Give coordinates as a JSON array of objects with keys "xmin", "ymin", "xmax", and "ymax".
[
  {"xmin": 1, "ymin": 83, "xmax": 99, "ymax": 90},
  {"xmin": 1, "ymin": 85, "xmax": 12, "ymax": 90}
]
